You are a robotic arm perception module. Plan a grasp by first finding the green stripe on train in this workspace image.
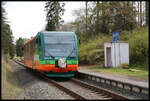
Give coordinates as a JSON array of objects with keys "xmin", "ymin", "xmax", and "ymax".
[
  {"xmin": 38, "ymin": 60, "xmax": 55, "ymax": 64},
  {"xmin": 67, "ymin": 60, "xmax": 78, "ymax": 64},
  {"xmin": 38, "ymin": 60, "xmax": 78, "ymax": 64}
]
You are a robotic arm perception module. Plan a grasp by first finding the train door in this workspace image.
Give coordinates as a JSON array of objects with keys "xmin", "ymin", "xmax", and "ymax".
[
  {"xmin": 39, "ymin": 37, "xmax": 42, "ymax": 60},
  {"xmin": 35, "ymin": 36, "xmax": 42, "ymax": 60}
]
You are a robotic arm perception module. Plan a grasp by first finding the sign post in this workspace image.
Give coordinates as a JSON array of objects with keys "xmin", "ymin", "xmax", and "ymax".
[{"xmin": 113, "ymin": 30, "xmax": 120, "ymax": 43}]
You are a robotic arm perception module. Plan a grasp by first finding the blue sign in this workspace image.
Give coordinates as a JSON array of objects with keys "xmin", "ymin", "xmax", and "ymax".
[{"xmin": 113, "ymin": 30, "xmax": 120, "ymax": 42}]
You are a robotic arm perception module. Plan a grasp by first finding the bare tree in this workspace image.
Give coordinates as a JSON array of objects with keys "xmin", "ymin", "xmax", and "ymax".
[
  {"xmin": 85, "ymin": 1, "xmax": 88, "ymax": 33},
  {"xmin": 140, "ymin": 1, "xmax": 142, "ymax": 26},
  {"xmin": 145, "ymin": 1, "xmax": 149, "ymax": 25}
]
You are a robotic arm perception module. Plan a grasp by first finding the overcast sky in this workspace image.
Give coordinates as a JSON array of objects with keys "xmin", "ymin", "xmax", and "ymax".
[{"xmin": 4, "ymin": 1, "xmax": 85, "ymax": 43}]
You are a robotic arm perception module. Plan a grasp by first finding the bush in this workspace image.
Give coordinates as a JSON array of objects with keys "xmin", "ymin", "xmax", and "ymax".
[
  {"xmin": 78, "ymin": 33, "xmax": 110, "ymax": 65},
  {"xmin": 88, "ymin": 49, "xmax": 104, "ymax": 64},
  {"xmin": 129, "ymin": 27, "xmax": 148, "ymax": 64}
]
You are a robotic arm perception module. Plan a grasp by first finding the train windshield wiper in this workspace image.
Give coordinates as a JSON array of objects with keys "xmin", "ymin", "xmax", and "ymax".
[
  {"xmin": 45, "ymin": 50, "xmax": 55, "ymax": 59},
  {"xmin": 67, "ymin": 45, "xmax": 75, "ymax": 58}
]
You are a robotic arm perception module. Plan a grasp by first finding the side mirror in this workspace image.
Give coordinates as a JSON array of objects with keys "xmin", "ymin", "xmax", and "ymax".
[{"xmin": 79, "ymin": 39, "xmax": 81, "ymax": 45}]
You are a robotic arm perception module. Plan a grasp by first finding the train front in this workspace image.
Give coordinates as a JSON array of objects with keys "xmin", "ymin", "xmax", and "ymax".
[{"xmin": 37, "ymin": 31, "xmax": 78, "ymax": 77}]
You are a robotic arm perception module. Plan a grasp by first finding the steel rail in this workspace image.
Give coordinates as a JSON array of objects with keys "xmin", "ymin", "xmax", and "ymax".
[{"xmin": 71, "ymin": 78, "xmax": 131, "ymax": 100}]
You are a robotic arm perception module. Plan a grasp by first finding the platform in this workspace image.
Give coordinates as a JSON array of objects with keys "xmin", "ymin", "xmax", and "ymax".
[{"xmin": 78, "ymin": 70, "xmax": 149, "ymax": 88}]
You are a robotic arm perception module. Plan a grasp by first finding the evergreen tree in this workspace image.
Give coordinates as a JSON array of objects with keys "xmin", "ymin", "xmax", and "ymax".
[
  {"xmin": 44, "ymin": 1, "xmax": 65, "ymax": 31},
  {"xmin": 2, "ymin": 2, "xmax": 15, "ymax": 58},
  {"xmin": 16, "ymin": 38, "xmax": 24, "ymax": 57}
]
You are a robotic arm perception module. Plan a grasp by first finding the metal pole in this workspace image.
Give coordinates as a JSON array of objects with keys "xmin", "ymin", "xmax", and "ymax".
[{"xmin": 114, "ymin": 43, "xmax": 116, "ymax": 68}]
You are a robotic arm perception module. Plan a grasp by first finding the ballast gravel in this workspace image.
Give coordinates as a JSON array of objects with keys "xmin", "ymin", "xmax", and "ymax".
[
  {"xmin": 9, "ymin": 60, "xmax": 74, "ymax": 100},
  {"xmin": 18, "ymin": 81, "xmax": 74, "ymax": 99}
]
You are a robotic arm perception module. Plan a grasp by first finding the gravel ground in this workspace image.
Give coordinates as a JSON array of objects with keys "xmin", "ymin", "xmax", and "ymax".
[
  {"xmin": 18, "ymin": 81, "xmax": 74, "ymax": 99},
  {"xmin": 9, "ymin": 60, "xmax": 74, "ymax": 100}
]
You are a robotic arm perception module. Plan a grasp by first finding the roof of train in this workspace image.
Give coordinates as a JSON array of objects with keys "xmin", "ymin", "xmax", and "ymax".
[
  {"xmin": 40, "ymin": 31, "xmax": 75, "ymax": 34},
  {"xmin": 24, "ymin": 37, "xmax": 34, "ymax": 45},
  {"xmin": 24, "ymin": 31, "xmax": 75, "ymax": 45}
]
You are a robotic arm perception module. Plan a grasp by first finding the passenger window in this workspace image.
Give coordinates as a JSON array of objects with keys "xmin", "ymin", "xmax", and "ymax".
[
  {"xmin": 27, "ymin": 44, "xmax": 28, "ymax": 59},
  {"xmin": 36, "ymin": 38, "xmax": 38, "ymax": 54},
  {"xmin": 24, "ymin": 46, "xmax": 26, "ymax": 59},
  {"xmin": 33, "ymin": 39, "xmax": 35, "ymax": 54},
  {"xmin": 28, "ymin": 44, "xmax": 30, "ymax": 59},
  {"xmin": 28, "ymin": 44, "xmax": 29, "ymax": 59},
  {"xmin": 30, "ymin": 41, "xmax": 33, "ymax": 58}
]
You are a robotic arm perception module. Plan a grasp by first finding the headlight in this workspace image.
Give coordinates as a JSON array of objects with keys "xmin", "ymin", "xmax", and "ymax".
[{"xmin": 58, "ymin": 58, "xmax": 66, "ymax": 68}]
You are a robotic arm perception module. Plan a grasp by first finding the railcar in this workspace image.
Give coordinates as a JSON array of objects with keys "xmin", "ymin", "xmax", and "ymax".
[{"xmin": 24, "ymin": 31, "xmax": 78, "ymax": 77}]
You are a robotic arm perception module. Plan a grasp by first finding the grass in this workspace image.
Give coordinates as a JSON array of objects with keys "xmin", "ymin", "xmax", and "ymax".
[
  {"xmin": 2, "ymin": 57, "xmax": 23, "ymax": 99},
  {"xmin": 88, "ymin": 64, "xmax": 148, "ymax": 80},
  {"xmin": 13, "ymin": 55, "xmax": 24, "ymax": 61}
]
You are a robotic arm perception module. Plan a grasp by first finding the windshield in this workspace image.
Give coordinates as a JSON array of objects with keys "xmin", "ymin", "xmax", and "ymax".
[{"xmin": 44, "ymin": 33, "xmax": 76, "ymax": 58}]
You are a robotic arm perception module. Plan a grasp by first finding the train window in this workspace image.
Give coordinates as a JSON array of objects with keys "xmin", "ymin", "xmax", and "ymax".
[
  {"xmin": 35, "ymin": 37, "xmax": 42, "ymax": 59},
  {"xmin": 26, "ymin": 45, "xmax": 27, "ymax": 58},
  {"xmin": 28, "ymin": 44, "xmax": 30, "ymax": 59},
  {"xmin": 28, "ymin": 44, "xmax": 29, "ymax": 59},
  {"xmin": 31, "ymin": 41, "xmax": 33, "ymax": 58},
  {"xmin": 26, "ymin": 45, "xmax": 27, "ymax": 59},
  {"xmin": 33, "ymin": 39, "xmax": 35, "ymax": 54},
  {"xmin": 24, "ymin": 45, "xmax": 26, "ymax": 59},
  {"xmin": 44, "ymin": 33, "xmax": 76, "ymax": 57},
  {"xmin": 38, "ymin": 37, "xmax": 42, "ymax": 59},
  {"xmin": 36, "ymin": 38, "xmax": 38, "ymax": 54},
  {"xmin": 30, "ymin": 42, "xmax": 32, "ymax": 59},
  {"xmin": 31, "ymin": 40, "xmax": 35, "ymax": 58},
  {"xmin": 26, "ymin": 44, "xmax": 27, "ymax": 59},
  {"xmin": 33, "ymin": 39, "xmax": 36, "ymax": 55},
  {"xmin": 31, "ymin": 42, "xmax": 33, "ymax": 59}
]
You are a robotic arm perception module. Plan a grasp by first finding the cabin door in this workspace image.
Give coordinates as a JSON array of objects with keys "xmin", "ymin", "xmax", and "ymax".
[{"xmin": 106, "ymin": 47, "xmax": 112, "ymax": 67}]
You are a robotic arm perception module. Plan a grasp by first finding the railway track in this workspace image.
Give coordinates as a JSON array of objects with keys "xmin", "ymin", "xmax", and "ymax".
[{"xmin": 13, "ymin": 60, "xmax": 131, "ymax": 100}]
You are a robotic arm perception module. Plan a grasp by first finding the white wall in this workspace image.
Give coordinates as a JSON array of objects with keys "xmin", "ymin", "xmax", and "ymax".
[
  {"xmin": 120, "ymin": 43, "xmax": 129, "ymax": 65},
  {"xmin": 112, "ymin": 43, "xmax": 121, "ymax": 67},
  {"xmin": 112, "ymin": 42, "xmax": 129, "ymax": 67}
]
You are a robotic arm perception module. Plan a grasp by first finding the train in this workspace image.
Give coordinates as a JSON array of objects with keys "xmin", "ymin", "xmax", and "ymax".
[{"xmin": 23, "ymin": 31, "xmax": 78, "ymax": 77}]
